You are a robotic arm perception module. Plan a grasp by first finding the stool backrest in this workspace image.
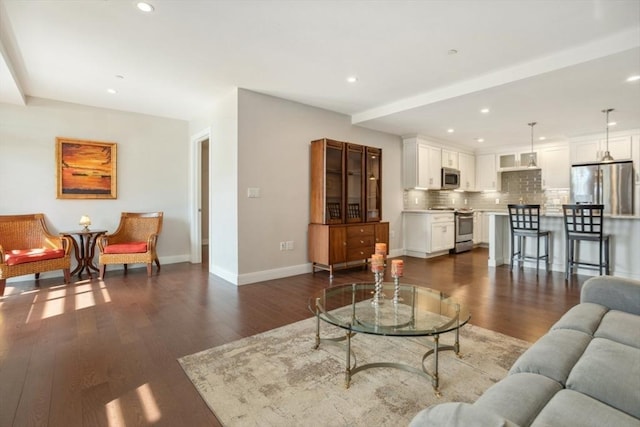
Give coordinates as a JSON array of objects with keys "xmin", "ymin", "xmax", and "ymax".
[
  {"xmin": 508, "ymin": 204, "xmax": 541, "ymax": 231},
  {"xmin": 562, "ymin": 204, "xmax": 604, "ymax": 236}
]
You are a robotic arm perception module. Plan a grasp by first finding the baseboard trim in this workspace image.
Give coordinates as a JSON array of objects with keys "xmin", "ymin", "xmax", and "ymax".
[{"xmin": 237, "ymin": 263, "xmax": 312, "ymax": 286}]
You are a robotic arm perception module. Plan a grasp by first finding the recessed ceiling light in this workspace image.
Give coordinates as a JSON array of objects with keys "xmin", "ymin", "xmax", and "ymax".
[
  {"xmin": 447, "ymin": 128, "xmax": 454, "ymax": 133},
  {"xmin": 448, "ymin": 49, "xmax": 458, "ymax": 55},
  {"xmin": 538, "ymin": 136, "xmax": 546, "ymax": 141},
  {"xmin": 626, "ymin": 75, "xmax": 640, "ymax": 82},
  {"xmin": 115, "ymin": 74, "xmax": 125, "ymax": 79},
  {"xmin": 346, "ymin": 76, "xmax": 358, "ymax": 83},
  {"xmin": 608, "ymin": 121, "xmax": 617, "ymax": 126},
  {"xmin": 480, "ymin": 108, "xmax": 490, "ymax": 114},
  {"xmin": 137, "ymin": 2, "xmax": 154, "ymax": 12},
  {"xmin": 107, "ymin": 88, "xmax": 118, "ymax": 94},
  {"xmin": 476, "ymin": 138, "xmax": 484, "ymax": 143}
]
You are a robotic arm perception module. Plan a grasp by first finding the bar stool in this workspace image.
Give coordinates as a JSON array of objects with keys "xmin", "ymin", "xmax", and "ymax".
[
  {"xmin": 507, "ymin": 204, "xmax": 551, "ymax": 275},
  {"xmin": 562, "ymin": 204, "xmax": 610, "ymax": 280}
]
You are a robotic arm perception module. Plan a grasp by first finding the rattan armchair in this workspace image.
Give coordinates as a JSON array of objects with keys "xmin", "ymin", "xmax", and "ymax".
[
  {"xmin": 97, "ymin": 212, "xmax": 163, "ymax": 279},
  {"xmin": 0, "ymin": 214, "xmax": 72, "ymax": 296}
]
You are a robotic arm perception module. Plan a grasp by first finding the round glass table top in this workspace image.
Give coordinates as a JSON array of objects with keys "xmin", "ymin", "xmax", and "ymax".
[{"xmin": 309, "ymin": 282, "xmax": 470, "ymax": 337}]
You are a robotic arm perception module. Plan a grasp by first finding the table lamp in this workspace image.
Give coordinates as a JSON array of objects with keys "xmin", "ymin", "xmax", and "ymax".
[{"xmin": 79, "ymin": 215, "xmax": 91, "ymax": 231}]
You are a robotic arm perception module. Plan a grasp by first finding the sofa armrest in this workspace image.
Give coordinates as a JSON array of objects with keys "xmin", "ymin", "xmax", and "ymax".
[
  {"xmin": 409, "ymin": 402, "xmax": 520, "ymax": 427},
  {"xmin": 581, "ymin": 276, "xmax": 640, "ymax": 315}
]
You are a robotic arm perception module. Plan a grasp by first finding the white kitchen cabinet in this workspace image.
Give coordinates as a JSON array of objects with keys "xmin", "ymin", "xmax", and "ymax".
[
  {"xmin": 473, "ymin": 211, "xmax": 490, "ymax": 245},
  {"xmin": 427, "ymin": 213, "xmax": 455, "ymax": 253},
  {"xmin": 571, "ymin": 135, "xmax": 633, "ymax": 164},
  {"xmin": 403, "ymin": 212, "xmax": 454, "ymax": 256},
  {"xmin": 498, "ymin": 151, "xmax": 538, "ymax": 169},
  {"xmin": 403, "ymin": 138, "xmax": 442, "ymax": 189},
  {"xmin": 473, "ymin": 212, "xmax": 481, "ymax": 244},
  {"xmin": 441, "ymin": 149, "xmax": 459, "ymax": 169},
  {"xmin": 403, "ymin": 212, "xmax": 429, "ymax": 253},
  {"xmin": 458, "ymin": 152, "xmax": 475, "ymax": 191},
  {"xmin": 539, "ymin": 145, "xmax": 570, "ymax": 188},
  {"xmin": 475, "ymin": 153, "xmax": 499, "ymax": 191}
]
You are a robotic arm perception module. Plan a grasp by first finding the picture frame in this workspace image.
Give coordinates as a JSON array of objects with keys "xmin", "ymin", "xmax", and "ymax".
[{"xmin": 56, "ymin": 137, "xmax": 117, "ymax": 199}]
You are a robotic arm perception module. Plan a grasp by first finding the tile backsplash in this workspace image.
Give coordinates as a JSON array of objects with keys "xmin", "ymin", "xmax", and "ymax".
[{"xmin": 404, "ymin": 169, "xmax": 569, "ymax": 211}]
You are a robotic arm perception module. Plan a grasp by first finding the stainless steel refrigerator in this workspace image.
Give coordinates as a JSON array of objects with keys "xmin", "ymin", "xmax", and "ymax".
[{"xmin": 570, "ymin": 160, "xmax": 634, "ymax": 214}]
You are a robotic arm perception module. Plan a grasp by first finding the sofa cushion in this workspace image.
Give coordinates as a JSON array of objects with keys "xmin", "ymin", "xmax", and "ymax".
[
  {"xmin": 566, "ymin": 337, "xmax": 640, "ymax": 419},
  {"xmin": 509, "ymin": 329, "xmax": 591, "ymax": 385},
  {"xmin": 4, "ymin": 248, "xmax": 65, "ymax": 266},
  {"xmin": 595, "ymin": 310, "xmax": 640, "ymax": 349},
  {"xmin": 531, "ymin": 389, "xmax": 640, "ymax": 427},
  {"xmin": 409, "ymin": 402, "xmax": 519, "ymax": 427},
  {"xmin": 474, "ymin": 372, "xmax": 562, "ymax": 426},
  {"xmin": 551, "ymin": 302, "xmax": 607, "ymax": 335},
  {"xmin": 103, "ymin": 242, "xmax": 147, "ymax": 254}
]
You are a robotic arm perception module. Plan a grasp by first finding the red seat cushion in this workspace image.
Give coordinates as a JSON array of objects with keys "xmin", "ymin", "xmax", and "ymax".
[
  {"xmin": 104, "ymin": 242, "xmax": 148, "ymax": 254},
  {"xmin": 4, "ymin": 248, "xmax": 66, "ymax": 266}
]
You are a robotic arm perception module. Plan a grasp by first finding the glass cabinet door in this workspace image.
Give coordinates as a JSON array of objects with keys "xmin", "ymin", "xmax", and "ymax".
[
  {"xmin": 324, "ymin": 141, "xmax": 344, "ymax": 224},
  {"xmin": 366, "ymin": 147, "xmax": 381, "ymax": 222},
  {"xmin": 345, "ymin": 144, "xmax": 364, "ymax": 223}
]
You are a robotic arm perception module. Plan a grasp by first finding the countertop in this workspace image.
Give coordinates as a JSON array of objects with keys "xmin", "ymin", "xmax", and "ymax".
[{"xmin": 403, "ymin": 209, "xmax": 640, "ymax": 219}]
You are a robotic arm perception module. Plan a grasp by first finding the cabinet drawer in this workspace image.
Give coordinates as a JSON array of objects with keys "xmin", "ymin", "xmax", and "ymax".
[
  {"xmin": 347, "ymin": 234, "xmax": 375, "ymax": 249},
  {"xmin": 429, "ymin": 214, "xmax": 454, "ymax": 223},
  {"xmin": 346, "ymin": 225, "xmax": 375, "ymax": 238},
  {"xmin": 347, "ymin": 247, "xmax": 373, "ymax": 261}
]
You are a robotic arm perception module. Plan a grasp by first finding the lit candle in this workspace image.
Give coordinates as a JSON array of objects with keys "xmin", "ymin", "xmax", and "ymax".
[
  {"xmin": 391, "ymin": 259, "xmax": 404, "ymax": 277},
  {"xmin": 371, "ymin": 254, "xmax": 385, "ymax": 272},
  {"xmin": 375, "ymin": 243, "xmax": 387, "ymax": 256}
]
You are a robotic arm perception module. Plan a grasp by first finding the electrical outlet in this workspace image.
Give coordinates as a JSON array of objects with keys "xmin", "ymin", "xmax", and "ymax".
[
  {"xmin": 464, "ymin": 198, "xmax": 468, "ymax": 205},
  {"xmin": 285, "ymin": 240, "xmax": 294, "ymax": 250},
  {"xmin": 279, "ymin": 242, "xmax": 286, "ymax": 251},
  {"xmin": 495, "ymin": 198, "xmax": 500, "ymax": 204}
]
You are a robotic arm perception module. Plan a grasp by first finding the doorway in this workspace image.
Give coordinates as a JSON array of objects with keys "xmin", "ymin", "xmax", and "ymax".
[
  {"xmin": 191, "ymin": 129, "xmax": 210, "ymax": 267},
  {"xmin": 200, "ymin": 139, "xmax": 210, "ymax": 266}
]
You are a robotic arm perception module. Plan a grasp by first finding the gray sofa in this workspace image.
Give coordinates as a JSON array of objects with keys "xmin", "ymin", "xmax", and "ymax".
[{"xmin": 410, "ymin": 275, "xmax": 640, "ymax": 427}]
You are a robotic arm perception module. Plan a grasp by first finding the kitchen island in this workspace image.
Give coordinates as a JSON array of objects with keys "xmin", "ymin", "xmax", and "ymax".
[{"xmin": 487, "ymin": 211, "xmax": 640, "ymax": 280}]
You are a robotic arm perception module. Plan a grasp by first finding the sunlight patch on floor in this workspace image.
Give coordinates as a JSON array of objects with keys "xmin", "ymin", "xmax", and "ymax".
[{"xmin": 136, "ymin": 383, "xmax": 162, "ymax": 423}]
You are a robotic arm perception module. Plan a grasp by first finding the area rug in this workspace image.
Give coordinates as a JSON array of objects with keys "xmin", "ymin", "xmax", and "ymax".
[{"xmin": 178, "ymin": 317, "xmax": 530, "ymax": 427}]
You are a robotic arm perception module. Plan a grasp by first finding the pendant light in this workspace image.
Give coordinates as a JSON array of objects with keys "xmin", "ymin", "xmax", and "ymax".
[
  {"xmin": 601, "ymin": 108, "xmax": 615, "ymax": 162},
  {"xmin": 527, "ymin": 122, "xmax": 537, "ymax": 168}
]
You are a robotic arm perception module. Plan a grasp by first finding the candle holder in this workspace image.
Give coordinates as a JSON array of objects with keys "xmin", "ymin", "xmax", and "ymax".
[
  {"xmin": 371, "ymin": 270, "xmax": 385, "ymax": 305},
  {"xmin": 392, "ymin": 275, "xmax": 402, "ymax": 304}
]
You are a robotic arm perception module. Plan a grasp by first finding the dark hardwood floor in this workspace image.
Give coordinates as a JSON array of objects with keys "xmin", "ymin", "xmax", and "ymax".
[{"xmin": 0, "ymin": 248, "xmax": 586, "ymax": 426}]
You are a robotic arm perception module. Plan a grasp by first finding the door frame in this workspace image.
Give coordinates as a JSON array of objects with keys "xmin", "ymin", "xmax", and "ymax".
[{"xmin": 190, "ymin": 128, "xmax": 211, "ymax": 264}]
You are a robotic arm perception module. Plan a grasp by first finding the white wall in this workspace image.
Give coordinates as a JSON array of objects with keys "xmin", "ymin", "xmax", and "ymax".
[
  {"xmin": 204, "ymin": 89, "xmax": 239, "ymax": 284},
  {"xmin": 235, "ymin": 89, "xmax": 403, "ymax": 284},
  {"xmin": 0, "ymin": 97, "xmax": 191, "ymax": 279}
]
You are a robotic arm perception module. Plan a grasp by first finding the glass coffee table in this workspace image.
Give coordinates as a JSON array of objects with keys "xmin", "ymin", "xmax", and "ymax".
[{"xmin": 309, "ymin": 282, "xmax": 470, "ymax": 395}]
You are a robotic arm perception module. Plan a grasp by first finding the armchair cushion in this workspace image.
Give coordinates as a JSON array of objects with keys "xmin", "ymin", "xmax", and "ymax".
[
  {"xmin": 103, "ymin": 242, "xmax": 148, "ymax": 254},
  {"xmin": 5, "ymin": 248, "xmax": 66, "ymax": 266}
]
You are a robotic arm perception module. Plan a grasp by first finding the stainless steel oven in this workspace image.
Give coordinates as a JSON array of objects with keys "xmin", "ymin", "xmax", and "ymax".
[{"xmin": 453, "ymin": 209, "xmax": 474, "ymax": 253}]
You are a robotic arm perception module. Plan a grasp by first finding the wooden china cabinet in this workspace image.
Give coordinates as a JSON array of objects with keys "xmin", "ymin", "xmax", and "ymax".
[{"xmin": 308, "ymin": 138, "xmax": 389, "ymax": 277}]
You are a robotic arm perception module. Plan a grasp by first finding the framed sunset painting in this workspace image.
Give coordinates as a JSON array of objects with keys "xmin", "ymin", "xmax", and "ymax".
[{"xmin": 56, "ymin": 137, "xmax": 117, "ymax": 199}]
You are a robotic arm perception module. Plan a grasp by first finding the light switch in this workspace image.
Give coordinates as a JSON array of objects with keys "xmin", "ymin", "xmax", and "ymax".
[{"xmin": 247, "ymin": 187, "xmax": 260, "ymax": 198}]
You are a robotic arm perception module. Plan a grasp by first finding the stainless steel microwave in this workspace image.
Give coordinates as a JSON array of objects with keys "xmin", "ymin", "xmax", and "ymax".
[{"xmin": 441, "ymin": 167, "xmax": 461, "ymax": 189}]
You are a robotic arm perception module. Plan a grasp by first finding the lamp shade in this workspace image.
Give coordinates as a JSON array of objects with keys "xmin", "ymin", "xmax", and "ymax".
[{"xmin": 79, "ymin": 215, "xmax": 91, "ymax": 229}]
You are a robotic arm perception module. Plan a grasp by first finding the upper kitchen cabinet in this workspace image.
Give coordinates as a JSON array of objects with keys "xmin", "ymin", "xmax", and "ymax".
[
  {"xmin": 365, "ymin": 147, "xmax": 382, "ymax": 222},
  {"xmin": 403, "ymin": 137, "xmax": 441, "ymax": 189},
  {"xmin": 310, "ymin": 138, "xmax": 344, "ymax": 224},
  {"xmin": 571, "ymin": 135, "xmax": 634, "ymax": 164},
  {"xmin": 310, "ymin": 138, "xmax": 382, "ymax": 225},
  {"xmin": 441, "ymin": 149, "xmax": 459, "ymax": 169},
  {"xmin": 498, "ymin": 151, "xmax": 538, "ymax": 170},
  {"xmin": 475, "ymin": 153, "xmax": 500, "ymax": 191},
  {"xmin": 539, "ymin": 145, "xmax": 570, "ymax": 189},
  {"xmin": 458, "ymin": 152, "xmax": 476, "ymax": 191}
]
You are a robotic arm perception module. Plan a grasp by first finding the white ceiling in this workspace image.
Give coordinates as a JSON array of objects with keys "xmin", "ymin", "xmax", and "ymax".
[{"xmin": 1, "ymin": 0, "xmax": 639, "ymax": 150}]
